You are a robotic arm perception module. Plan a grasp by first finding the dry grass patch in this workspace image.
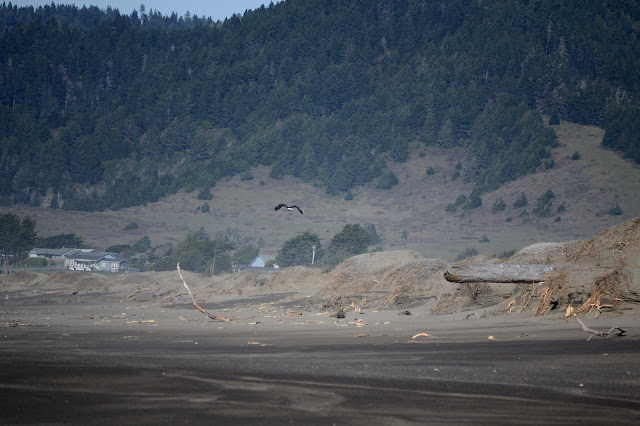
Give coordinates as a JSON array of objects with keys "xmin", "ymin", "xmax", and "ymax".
[{"xmin": 497, "ymin": 267, "xmax": 633, "ymax": 318}]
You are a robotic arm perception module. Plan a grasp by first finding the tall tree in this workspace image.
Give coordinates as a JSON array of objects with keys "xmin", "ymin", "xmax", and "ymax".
[
  {"xmin": 325, "ymin": 223, "xmax": 374, "ymax": 267},
  {"xmin": 276, "ymin": 232, "xmax": 323, "ymax": 267},
  {"xmin": 0, "ymin": 213, "xmax": 37, "ymax": 273}
]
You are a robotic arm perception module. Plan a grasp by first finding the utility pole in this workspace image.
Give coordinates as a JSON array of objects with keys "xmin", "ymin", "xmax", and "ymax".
[{"xmin": 311, "ymin": 245, "xmax": 316, "ymax": 265}]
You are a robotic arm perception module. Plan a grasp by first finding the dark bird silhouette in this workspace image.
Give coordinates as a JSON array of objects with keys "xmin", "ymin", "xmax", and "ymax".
[{"xmin": 275, "ymin": 204, "xmax": 303, "ymax": 214}]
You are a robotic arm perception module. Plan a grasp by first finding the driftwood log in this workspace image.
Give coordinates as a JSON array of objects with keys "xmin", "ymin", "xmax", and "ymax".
[
  {"xmin": 444, "ymin": 263, "xmax": 573, "ymax": 283},
  {"xmin": 573, "ymin": 314, "xmax": 626, "ymax": 341},
  {"xmin": 177, "ymin": 263, "xmax": 231, "ymax": 322}
]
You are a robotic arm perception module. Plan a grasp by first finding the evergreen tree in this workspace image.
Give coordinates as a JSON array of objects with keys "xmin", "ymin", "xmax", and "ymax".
[
  {"xmin": 0, "ymin": 213, "xmax": 37, "ymax": 273},
  {"xmin": 324, "ymin": 223, "xmax": 374, "ymax": 267},
  {"xmin": 276, "ymin": 232, "xmax": 323, "ymax": 267},
  {"xmin": 37, "ymin": 233, "xmax": 84, "ymax": 248}
]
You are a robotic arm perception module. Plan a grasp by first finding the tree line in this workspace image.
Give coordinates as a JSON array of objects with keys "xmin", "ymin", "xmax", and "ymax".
[
  {"xmin": 1, "ymin": 0, "xmax": 639, "ymax": 211},
  {"xmin": 0, "ymin": 210, "xmax": 380, "ymax": 274}
]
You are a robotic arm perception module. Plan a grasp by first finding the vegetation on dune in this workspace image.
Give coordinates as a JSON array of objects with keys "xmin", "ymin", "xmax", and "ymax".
[
  {"xmin": 276, "ymin": 232, "xmax": 324, "ymax": 268},
  {"xmin": 152, "ymin": 228, "xmax": 235, "ymax": 275},
  {"xmin": 4, "ymin": 208, "xmax": 381, "ymax": 273},
  {"xmin": 1, "ymin": 1, "xmax": 639, "ymax": 211},
  {"xmin": 0, "ymin": 212, "xmax": 37, "ymax": 272},
  {"xmin": 323, "ymin": 223, "xmax": 376, "ymax": 267}
]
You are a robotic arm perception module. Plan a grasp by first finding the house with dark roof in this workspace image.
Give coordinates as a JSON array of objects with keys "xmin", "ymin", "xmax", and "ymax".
[{"xmin": 28, "ymin": 248, "xmax": 97, "ymax": 259}]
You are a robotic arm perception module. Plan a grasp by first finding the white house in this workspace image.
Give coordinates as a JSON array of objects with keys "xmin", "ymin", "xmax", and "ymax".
[{"xmin": 64, "ymin": 252, "xmax": 130, "ymax": 272}]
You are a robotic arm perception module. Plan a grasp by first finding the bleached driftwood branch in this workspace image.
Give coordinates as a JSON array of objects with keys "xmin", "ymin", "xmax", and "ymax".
[
  {"xmin": 573, "ymin": 314, "xmax": 626, "ymax": 341},
  {"xmin": 177, "ymin": 263, "xmax": 231, "ymax": 322}
]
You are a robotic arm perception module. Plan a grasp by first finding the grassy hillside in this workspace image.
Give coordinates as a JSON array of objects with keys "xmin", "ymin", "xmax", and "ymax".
[{"xmin": 4, "ymin": 120, "xmax": 639, "ymax": 261}]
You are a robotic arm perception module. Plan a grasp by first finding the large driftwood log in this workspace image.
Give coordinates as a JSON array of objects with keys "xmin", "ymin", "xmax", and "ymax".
[{"xmin": 444, "ymin": 263, "xmax": 572, "ymax": 283}]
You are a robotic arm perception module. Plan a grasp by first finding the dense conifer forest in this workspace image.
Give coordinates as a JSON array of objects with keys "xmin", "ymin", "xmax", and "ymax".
[{"xmin": 1, "ymin": 0, "xmax": 639, "ymax": 211}]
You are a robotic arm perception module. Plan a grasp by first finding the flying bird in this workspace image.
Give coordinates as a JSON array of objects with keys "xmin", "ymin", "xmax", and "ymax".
[{"xmin": 275, "ymin": 204, "xmax": 303, "ymax": 214}]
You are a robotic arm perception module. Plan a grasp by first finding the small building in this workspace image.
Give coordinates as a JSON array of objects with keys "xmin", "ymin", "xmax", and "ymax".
[
  {"xmin": 232, "ymin": 262, "xmax": 248, "ymax": 273},
  {"xmin": 98, "ymin": 253, "xmax": 131, "ymax": 273},
  {"xmin": 249, "ymin": 255, "xmax": 276, "ymax": 268}
]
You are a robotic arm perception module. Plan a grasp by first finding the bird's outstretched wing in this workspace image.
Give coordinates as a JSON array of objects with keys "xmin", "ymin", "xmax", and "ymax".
[
  {"xmin": 291, "ymin": 205, "xmax": 303, "ymax": 214},
  {"xmin": 275, "ymin": 204, "xmax": 286, "ymax": 211}
]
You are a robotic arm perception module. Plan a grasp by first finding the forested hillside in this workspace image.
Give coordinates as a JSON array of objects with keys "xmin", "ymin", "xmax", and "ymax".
[{"xmin": 1, "ymin": 0, "xmax": 639, "ymax": 211}]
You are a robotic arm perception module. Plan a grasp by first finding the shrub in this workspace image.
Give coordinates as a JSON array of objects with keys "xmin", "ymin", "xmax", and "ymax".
[
  {"xmin": 426, "ymin": 167, "xmax": 435, "ymax": 175},
  {"xmin": 498, "ymin": 249, "xmax": 517, "ymax": 259},
  {"xmin": 549, "ymin": 111, "xmax": 560, "ymax": 125},
  {"xmin": 455, "ymin": 247, "xmax": 478, "ymax": 261},
  {"xmin": 124, "ymin": 221, "xmax": 139, "ymax": 230},
  {"xmin": 463, "ymin": 192, "xmax": 482, "ymax": 210},
  {"xmin": 197, "ymin": 187, "xmax": 213, "ymax": 200},
  {"xmin": 571, "ymin": 152, "xmax": 580, "ymax": 160},
  {"xmin": 533, "ymin": 189, "xmax": 555, "ymax": 217},
  {"xmin": 376, "ymin": 172, "xmax": 399, "ymax": 190},
  {"xmin": 25, "ymin": 257, "xmax": 47, "ymax": 267},
  {"xmin": 608, "ymin": 203, "xmax": 623, "ymax": 216},
  {"xmin": 491, "ymin": 197, "xmax": 506, "ymax": 213},
  {"xmin": 513, "ymin": 193, "xmax": 528, "ymax": 209}
]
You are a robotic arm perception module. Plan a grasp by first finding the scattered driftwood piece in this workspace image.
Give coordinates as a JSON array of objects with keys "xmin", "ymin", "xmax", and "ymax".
[
  {"xmin": 127, "ymin": 288, "xmax": 151, "ymax": 298},
  {"xmin": 444, "ymin": 263, "xmax": 573, "ymax": 283},
  {"xmin": 573, "ymin": 314, "xmax": 626, "ymax": 341},
  {"xmin": 330, "ymin": 308, "xmax": 346, "ymax": 318},
  {"xmin": 177, "ymin": 263, "xmax": 231, "ymax": 322},
  {"xmin": 348, "ymin": 318, "xmax": 366, "ymax": 327},
  {"xmin": 285, "ymin": 310, "xmax": 302, "ymax": 316},
  {"xmin": 398, "ymin": 310, "xmax": 412, "ymax": 316}
]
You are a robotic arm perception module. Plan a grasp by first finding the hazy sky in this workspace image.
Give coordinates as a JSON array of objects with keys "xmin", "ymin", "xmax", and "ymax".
[{"xmin": 12, "ymin": 1, "xmax": 282, "ymax": 21}]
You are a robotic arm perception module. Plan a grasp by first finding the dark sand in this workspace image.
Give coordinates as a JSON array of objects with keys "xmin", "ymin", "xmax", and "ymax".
[
  {"xmin": 4, "ymin": 217, "xmax": 640, "ymax": 424},
  {"xmin": 1, "ymin": 296, "xmax": 639, "ymax": 424}
]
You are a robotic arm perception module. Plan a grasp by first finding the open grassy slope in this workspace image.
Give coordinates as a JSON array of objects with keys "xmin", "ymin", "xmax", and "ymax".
[{"xmin": 4, "ymin": 120, "xmax": 640, "ymax": 261}]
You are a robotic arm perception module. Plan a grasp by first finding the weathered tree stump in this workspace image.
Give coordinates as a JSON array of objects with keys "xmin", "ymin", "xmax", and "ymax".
[{"xmin": 444, "ymin": 263, "xmax": 572, "ymax": 283}]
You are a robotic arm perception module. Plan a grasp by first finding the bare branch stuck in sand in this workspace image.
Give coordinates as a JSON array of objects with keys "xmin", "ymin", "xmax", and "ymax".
[
  {"xmin": 177, "ymin": 263, "xmax": 231, "ymax": 322},
  {"xmin": 573, "ymin": 314, "xmax": 626, "ymax": 341}
]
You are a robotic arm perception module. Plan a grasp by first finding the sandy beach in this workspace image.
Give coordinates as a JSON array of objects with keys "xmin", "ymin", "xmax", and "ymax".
[
  {"xmin": 2, "ymin": 217, "xmax": 640, "ymax": 424},
  {"xmin": 1, "ymin": 297, "xmax": 639, "ymax": 424}
]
